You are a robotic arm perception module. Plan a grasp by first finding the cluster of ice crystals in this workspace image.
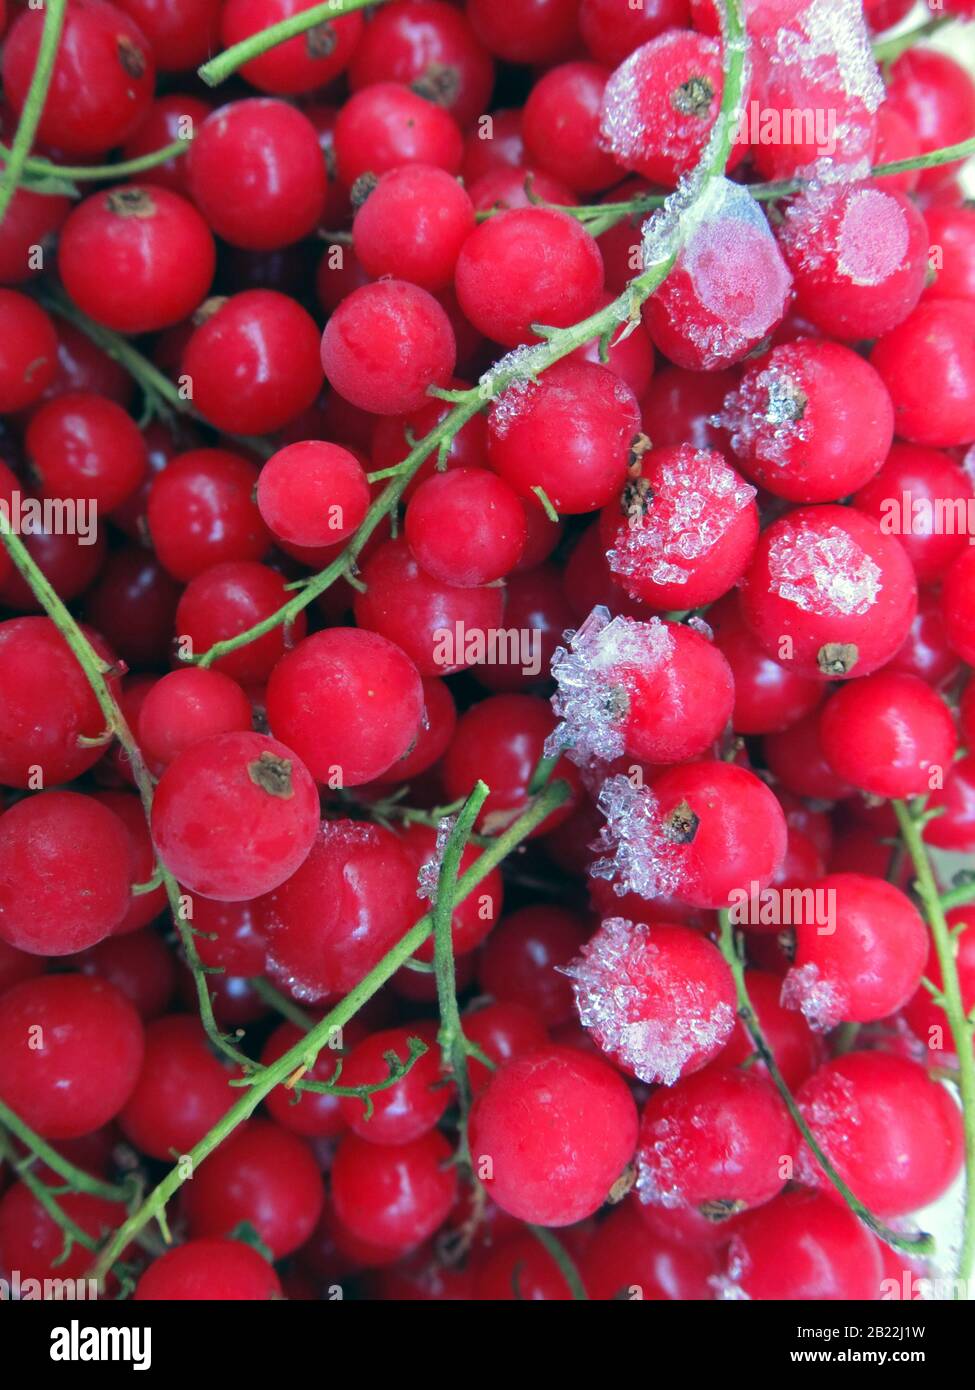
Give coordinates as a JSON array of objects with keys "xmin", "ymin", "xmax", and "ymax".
[
  {"xmin": 780, "ymin": 961, "xmax": 846, "ymax": 1032},
  {"xmin": 416, "ymin": 814, "xmax": 456, "ymax": 901},
  {"xmin": 783, "ymin": 179, "xmax": 908, "ymax": 286},
  {"xmin": 720, "ymin": 361, "xmax": 812, "ymax": 468},
  {"xmin": 482, "ymin": 346, "xmax": 542, "ymax": 438},
  {"xmin": 774, "ymin": 0, "xmax": 884, "ymax": 114},
  {"xmin": 795, "ymin": 1069, "xmax": 859, "ymax": 1187},
  {"xmin": 564, "ymin": 916, "xmax": 735, "ymax": 1086},
  {"xmin": 768, "ymin": 523, "xmax": 882, "ymax": 617},
  {"xmin": 688, "ymin": 615, "xmax": 714, "ymax": 641},
  {"xmin": 600, "ymin": 32, "xmax": 701, "ymax": 168},
  {"xmin": 608, "ymin": 451, "xmax": 756, "ymax": 587},
  {"xmin": 545, "ymin": 606, "xmax": 674, "ymax": 767},
  {"xmin": 635, "ymin": 1115, "xmax": 686, "ymax": 1209},
  {"xmin": 710, "ymin": 1238, "xmax": 752, "ymax": 1300},
  {"xmin": 589, "ymin": 774, "xmax": 682, "ymax": 901}
]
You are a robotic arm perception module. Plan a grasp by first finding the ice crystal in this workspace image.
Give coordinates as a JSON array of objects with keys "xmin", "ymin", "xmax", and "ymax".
[
  {"xmin": 635, "ymin": 1114, "xmax": 686, "ymax": 1209},
  {"xmin": 768, "ymin": 524, "xmax": 882, "ymax": 617},
  {"xmin": 589, "ymin": 774, "xmax": 682, "ymax": 901},
  {"xmin": 546, "ymin": 607, "xmax": 674, "ymax": 767},
  {"xmin": 774, "ymin": 0, "xmax": 884, "ymax": 114},
  {"xmin": 416, "ymin": 814, "xmax": 457, "ymax": 901},
  {"xmin": 564, "ymin": 916, "xmax": 735, "ymax": 1086},
  {"xmin": 780, "ymin": 961, "xmax": 845, "ymax": 1032},
  {"xmin": 482, "ymin": 345, "xmax": 542, "ymax": 437},
  {"xmin": 721, "ymin": 360, "xmax": 813, "ymax": 469},
  {"xmin": 687, "ymin": 615, "xmax": 714, "ymax": 641}
]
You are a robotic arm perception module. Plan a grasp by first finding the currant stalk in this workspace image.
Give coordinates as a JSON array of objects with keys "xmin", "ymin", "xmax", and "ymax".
[
  {"xmin": 0, "ymin": 1097, "xmax": 137, "ymax": 1206},
  {"xmin": 0, "ymin": 0, "xmax": 66, "ymax": 222},
  {"xmin": 1, "ymin": 138, "xmax": 189, "ymax": 186},
  {"xmin": 197, "ymin": 0, "xmax": 387, "ymax": 87},
  {"xmin": 717, "ymin": 910, "xmax": 935, "ymax": 1256},
  {"xmin": 894, "ymin": 799, "xmax": 975, "ymax": 1288}
]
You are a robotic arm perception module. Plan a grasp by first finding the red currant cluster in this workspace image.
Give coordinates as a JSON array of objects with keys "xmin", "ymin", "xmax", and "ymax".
[{"xmin": 0, "ymin": 0, "xmax": 973, "ymax": 1307}]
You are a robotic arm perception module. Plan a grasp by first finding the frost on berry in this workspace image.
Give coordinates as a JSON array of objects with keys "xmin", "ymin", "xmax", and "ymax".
[
  {"xmin": 635, "ymin": 1114, "xmax": 686, "ymax": 1209},
  {"xmin": 720, "ymin": 360, "xmax": 813, "ymax": 469},
  {"xmin": 711, "ymin": 1238, "xmax": 752, "ymax": 1300},
  {"xmin": 608, "ymin": 448, "xmax": 756, "ymax": 590},
  {"xmin": 780, "ymin": 961, "xmax": 845, "ymax": 1032},
  {"xmin": 564, "ymin": 916, "xmax": 735, "ymax": 1086},
  {"xmin": 481, "ymin": 345, "xmax": 541, "ymax": 438},
  {"xmin": 795, "ymin": 1067, "xmax": 860, "ymax": 1187},
  {"xmin": 589, "ymin": 774, "xmax": 682, "ymax": 901},
  {"xmin": 781, "ymin": 182, "xmax": 912, "ymax": 288},
  {"xmin": 600, "ymin": 32, "xmax": 707, "ymax": 173},
  {"xmin": 767, "ymin": 523, "xmax": 882, "ymax": 618},
  {"xmin": 416, "ymin": 814, "xmax": 457, "ymax": 901},
  {"xmin": 687, "ymin": 615, "xmax": 714, "ymax": 641},
  {"xmin": 545, "ymin": 606, "xmax": 674, "ymax": 767},
  {"xmin": 772, "ymin": 0, "xmax": 884, "ymax": 116}
]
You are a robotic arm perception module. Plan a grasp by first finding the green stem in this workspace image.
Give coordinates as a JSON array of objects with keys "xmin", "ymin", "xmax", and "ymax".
[
  {"xmin": 716, "ymin": 910, "xmax": 934, "ymax": 1256},
  {"xmin": 0, "ymin": 522, "xmax": 252, "ymax": 1071},
  {"xmin": 528, "ymin": 1225, "xmax": 589, "ymax": 1302},
  {"xmin": 894, "ymin": 800, "xmax": 975, "ymax": 1287},
  {"xmin": 940, "ymin": 881, "xmax": 975, "ymax": 915},
  {"xmin": 198, "ymin": 0, "xmax": 385, "ymax": 87},
  {"xmin": 2, "ymin": 139, "xmax": 189, "ymax": 184},
  {"xmin": 0, "ymin": 0, "xmax": 67, "ymax": 223},
  {"xmin": 249, "ymin": 976, "xmax": 315, "ymax": 1030},
  {"xmin": 0, "ymin": 1098, "xmax": 136, "ymax": 1205},
  {"xmin": 88, "ymin": 780, "xmax": 571, "ymax": 1284},
  {"xmin": 873, "ymin": 13, "xmax": 952, "ymax": 66}
]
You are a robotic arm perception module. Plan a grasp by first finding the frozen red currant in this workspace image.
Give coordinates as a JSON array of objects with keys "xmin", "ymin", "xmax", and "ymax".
[
  {"xmin": 175, "ymin": 561, "xmax": 307, "ymax": 684},
  {"xmin": 332, "ymin": 1128, "xmax": 457, "ymax": 1251},
  {"xmin": 871, "ymin": 299, "xmax": 975, "ymax": 448},
  {"xmin": 353, "ymin": 164, "xmax": 475, "ymax": 291},
  {"xmin": 27, "ymin": 391, "xmax": 147, "ymax": 514},
  {"xmin": 257, "ymin": 441, "xmax": 370, "ymax": 550},
  {"xmin": 0, "ymin": 290, "xmax": 58, "ymax": 412},
  {"xmin": 137, "ymin": 668, "xmax": 253, "ymax": 767},
  {"xmin": 405, "ymin": 467, "xmax": 526, "ymax": 586},
  {"xmin": 818, "ymin": 673, "xmax": 957, "ymax": 800},
  {"xmin": 135, "ymin": 1238, "xmax": 282, "ymax": 1301},
  {"xmin": 118, "ymin": 1015, "xmax": 237, "ymax": 1159},
  {"xmin": 522, "ymin": 61, "xmax": 620, "ymax": 194},
  {"xmin": 220, "ymin": 0, "xmax": 362, "ymax": 94},
  {"xmin": 333, "ymin": 82, "xmax": 463, "ymax": 186}
]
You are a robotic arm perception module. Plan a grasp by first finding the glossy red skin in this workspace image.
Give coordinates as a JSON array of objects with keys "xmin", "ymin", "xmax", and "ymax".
[
  {"xmin": 891, "ymin": 590, "xmax": 964, "ymax": 687},
  {"xmin": 562, "ymin": 523, "xmax": 652, "ymax": 624},
  {"xmin": 0, "ymin": 290, "xmax": 58, "ymax": 411},
  {"xmin": 488, "ymin": 359, "xmax": 640, "ymax": 515},
  {"xmin": 184, "ymin": 1120, "xmax": 324, "ymax": 1258},
  {"xmin": 189, "ymin": 100, "xmax": 326, "ymax": 250},
  {"xmin": 333, "ymin": 82, "xmax": 463, "ymax": 186},
  {"xmin": 151, "ymin": 731, "xmax": 320, "ymax": 901},
  {"xmin": 582, "ymin": 1202, "xmax": 717, "ymax": 1301},
  {"xmin": 353, "ymin": 164, "xmax": 474, "ymax": 292},
  {"xmin": 709, "ymin": 592, "xmax": 822, "ymax": 736},
  {"xmin": 764, "ymin": 709, "xmax": 853, "ymax": 802},
  {"xmin": 322, "ymin": 279, "xmax": 455, "ymax": 416},
  {"xmin": 905, "ymin": 909, "xmax": 975, "ymax": 1061},
  {"xmin": 0, "ymin": 519, "xmax": 107, "ymax": 612},
  {"xmin": 90, "ymin": 789, "xmax": 167, "ymax": 934},
  {"xmin": 337, "ymin": 1022, "xmax": 447, "ymax": 1145},
  {"xmin": 374, "ymin": 676, "xmax": 457, "ymax": 783},
  {"xmin": 716, "ymin": 970, "xmax": 823, "ymax": 1090},
  {"xmin": 581, "ymin": 0, "xmax": 690, "ymax": 65},
  {"xmin": 147, "ymin": 448, "xmax": 268, "ymax": 581},
  {"xmin": 70, "ymin": 929, "xmax": 176, "ymax": 1021},
  {"xmin": 650, "ymin": 761, "xmax": 788, "ymax": 909},
  {"xmin": 0, "ymin": 791, "xmax": 131, "ymax": 956},
  {"xmin": 872, "ymin": 104, "xmax": 921, "ymax": 195},
  {"xmin": 59, "ymin": 185, "xmax": 215, "ymax": 334},
  {"xmin": 119, "ymin": 1016, "xmax": 236, "ymax": 1158},
  {"xmin": 924, "ymin": 205, "xmax": 975, "ymax": 302},
  {"xmin": 0, "ymin": 975, "xmax": 143, "ymax": 1139},
  {"xmin": 600, "ymin": 445, "xmax": 759, "ymax": 611},
  {"xmin": 257, "ymin": 440, "xmax": 369, "ymax": 549},
  {"xmin": 637, "ymin": 1067, "xmax": 796, "ymax": 1212},
  {"xmin": 371, "ymin": 378, "xmax": 487, "ymax": 499},
  {"xmin": 260, "ymin": 1020, "xmax": 347, "ymax": 1140},
  {"xmin": 190, "ymin": 895, "xmax": 266, "ymax": 977},
  {"xmin": 871, "ymin": 299, "xmax": 975, "ymax": 448},
  {"xmin": 466, "ymin": 165, "xmax": 575, "ymax": 215},
  {"xmin": 113, "ymin": 0, "xmax": 220, "ymax": 69},
  {"xmin": 467, "ymin": 0, "xmax": 578, "ymax": 63},
  {"xmin": 568, "ymin": 291, "xmax": 655, "ymax": 401},
  {"xmin": 456, "ymin": 207, "xmax": 604, "ymax": 348},
  {"xmin": 401, "ymin": 822, "xmax": 502, "ymax": 963},
  {"xmin": 852, "ymin": 442, "xmax": 975, "ymax": 583},
  {"xmin": 0, "ymin": 1183, "xmax": 126, "ymax": 1284},
  {"xmin": 0, "ymin": 618, "xmax": 117, "ymax": 788},
  {"xmin": 818, "ymin": 673, "xmax": 957, "ymax": 800},
  {"xmin": 786, "ymin": 873, "xmax": 928, "ymax": 1029},
  {"xmin": 332, "ymin": 1129, "xmax": 458, "ymax": 1250},
  {"xmin": 175, "ymin": 562, "xmax": 307, "ymax": 684},
  {"xmin": 27, "ymin": 391, "xmax": 146, "ymax": 513},
  {"xmin": 522, "ymin": 61, "xmax": 618, "ymax": 194},
  {"xmin": 740, "ymin": 505, "xmax": 918, "ymax": 681},
  {"xmin": 354, "ymin": 536, "xmax": 504, "ymax": 676},
  {"xmin": 266, "ymin": 628, "xmax": 424, "ymax": 786},
  {"xmin": 474, "ymin": 562, "xmax": 573, "ymax": 694},
  {"xmin": 221, "ymin": 0, "xmax": 362, "ymax": 94},
  {"xmin": 469, "ymin": 1046, "xmax": 637, "ymax": 1226},
  {"xmin": 474, "ymin": 1233, "xmax": 575, "ymax": 1301},
  {"xmin": 183, "ymin": 290, "xmax": 323, "ymax": 435},
  {"xmin": 2, "ymin": 0, "xmax": 155, "ymax": 156},
  {"xmin": 599, "ymin": 31, "xmax": 748, "ymax": 186},
  {"xmin": 798, "ymin": 1052, "xmax": 963, "ymax": 1218},
  {"xmin": 406, "ymin": 467, "xmax": 526, "ymax": 587},
  {"xmin": 726, "ymin": 341, "xmax": 894, "ymax": 504},
  {"xmin": 724, "ymin": 1190, "xmax": 883, "ymax": 1300},
  {"xmin": 778, "ymin": 184, "xmax": 928, "ymax": 342},
  {"xmin": 464, "ymin": 1002, "xmax": 550, "ymax": 1094},
  {"xmin": 138, "ymin": 669, "xmax": 253, "ymax": 766},
  {"xmin": 640, "ymin": 366, "xmax": 736, "ymax": 453},
  {"xmin": 84, "ymin": 549, "xmax": 179, "ymax": 671},
  {"xmin": 0, "ymin": 185, "xmax": 71, "ymax": 285},
  {"xmin": 349, "ymin": 2, "xmax": 492, "ymax": 128},
  {"xmin": 135, "ymin": 1238, "xmax": 282, "ymax": 1301},
  {"xmin": 887, "ymin": 48, "xmax": 975, "ymax": 191},
  {"xmin": 461, "ymin": 108, "xmax": 524, "ymax": 184},
  {"xmin": 121, "ymin": 94, "xmax": 213, "ymax": 194},
  {"xmin": 259, "ymin": 818, "xmax": 419, "ymax": 999},
  {"xmin": 923, "ymin": 753, "xmax": 975, "ymax": 852},
  {"xmin": 478, "ymin": 909, "xmax": 590, "ymax": 1027},
  {"xmin": 942, "ymin": 546, "xmax": 975, "ymax": 667},
  {"xmin": 442, "ymin": 694, "xmax": 582, "ymax": 836}
]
